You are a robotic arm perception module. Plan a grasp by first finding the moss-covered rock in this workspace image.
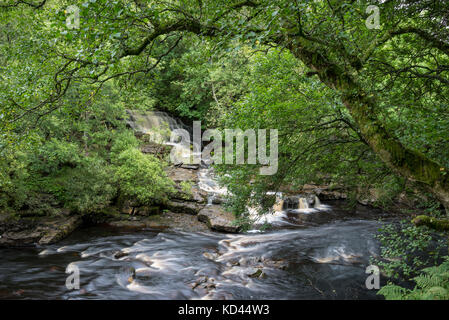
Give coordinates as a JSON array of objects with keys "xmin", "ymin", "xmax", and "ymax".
[{"xmin": 412, "ymin": 215, "xmax": 449, "ymax": 231}]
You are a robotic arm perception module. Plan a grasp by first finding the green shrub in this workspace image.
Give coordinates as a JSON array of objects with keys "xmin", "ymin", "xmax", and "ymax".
[
  {"xmin": 110, "ymin": 131, "xmax": 140, "ymax": 162},
  {"xmin": 113, "ymin": 148, "xmax": 174, "ymax": 206},
  {"xmin": 30, "ymin": 138, "xmax": 81, "ymax": 174},
  {"xmin": 61, "ymin": 156, "xmax": 117, "ymax": 213}
]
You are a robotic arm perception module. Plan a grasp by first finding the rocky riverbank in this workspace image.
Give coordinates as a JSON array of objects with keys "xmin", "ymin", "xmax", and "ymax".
[
  {"xmin": 0, "ymin": 136, "xmax": 422, "ymax": 247},
  {"xmin": 0, "ymin": 141, "xmax": 240, "ymax": 247}
]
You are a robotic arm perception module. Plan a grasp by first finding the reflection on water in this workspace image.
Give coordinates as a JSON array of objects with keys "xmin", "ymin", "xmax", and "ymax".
[{"xmin": 0, "ymin": 213, "xmax": 385, "ymax": 300}]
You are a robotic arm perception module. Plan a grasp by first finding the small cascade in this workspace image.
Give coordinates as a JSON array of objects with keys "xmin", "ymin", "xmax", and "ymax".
[
  {"xmin": 125, "ymin": 109, "xmax": 197, "ymax": 164},
  {"xmin": 198, "ymin": 168, "xmax": 228, "ymax": 205},
  {"xmin": 125, "ymin": 109, "xmax": 329, "ymax": 228},
  {"xmin": 314, "ymin": 196, "xmax": 321, "ymax": 208},
  {"xmin": 298, "ymin": 198, "xmax": 309, "ymax": 209},
  {"xmin": 280, "ymin": 195, "xmax": 326, "ymax": 212},
  {"xmin": 272, "ymin": 198, "xmax": 284, "ymax": 212},
  {"xmin": 126, "ymin": 109, "xmax": 191, "ymax": 144}
]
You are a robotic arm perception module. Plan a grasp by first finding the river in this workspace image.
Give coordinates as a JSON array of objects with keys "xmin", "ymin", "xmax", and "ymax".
[
  {"xmin": 0, "ymin": 111, "xmax": 391, "ymax": 300},
  {"xmin": 0, "ymin": 202, "xmax": 391, "ymax": 300}
]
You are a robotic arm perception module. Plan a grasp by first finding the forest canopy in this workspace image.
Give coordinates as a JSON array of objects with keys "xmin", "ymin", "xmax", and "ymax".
[
  {"xmin": 1, "ymin": 0, "xmax": 448, "ymax": 215},
  {"xmin": 1, "ymin": 0, "xmax": 449, "ymax": 300}
]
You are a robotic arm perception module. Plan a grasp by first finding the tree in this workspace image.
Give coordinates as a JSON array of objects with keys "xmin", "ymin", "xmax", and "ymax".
[{"xmin": 1, "ymin": 0, "xmax": 448, "ymax": 211}]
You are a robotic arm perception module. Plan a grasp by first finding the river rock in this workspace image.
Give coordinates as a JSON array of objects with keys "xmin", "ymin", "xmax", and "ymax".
[
  {"xmin": 114, "ymin": 251, "xmax": 129, "ymax": 259},
  {"xmin": 167, "ymin": 166, "xmax": 207, "ymax": 203},
  {"xmin": 249, "ymin": 268, "xmax": 266, "ymax": 278},
  {"xmin": 197, "ymin": 205, "xmax": 240, "ymax": 233},
  {"xmin": 140, "ymin": 142, "xmax": 172, "ymax": 158},
  {"xmin": 0, "ymin": 215, "xmax": 83, "ymax": 247},
  {"xmin": 167, "ymin": 167, "xmax": 198, "ymax": 183},
  {"xmin": 165, "ymin": 200, "xmax": 204, "ymax": 215},
  {"xmin": 38, "ymin": 216, "xmax": 83, "ymax": 245}
]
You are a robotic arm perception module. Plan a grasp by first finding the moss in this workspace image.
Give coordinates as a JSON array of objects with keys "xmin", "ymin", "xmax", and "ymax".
[{"xmin": 412, "ymin": 215, "xmax": 449, "ymax": 231}]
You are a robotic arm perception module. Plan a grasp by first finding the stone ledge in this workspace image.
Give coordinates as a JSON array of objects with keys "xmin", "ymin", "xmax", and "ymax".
[{"xmin": 197, "ymin": 205, "xmax": 240, "ymax": 233}]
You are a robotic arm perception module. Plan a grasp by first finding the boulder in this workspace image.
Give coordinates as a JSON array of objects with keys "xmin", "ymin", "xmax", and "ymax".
[
  {"xmin": 38, "ymin": 216, "xmax": 83, "ymax": 245},
  {"xmin": 0, "ymin": 215, "xmax": 83, "ymax": 247},
  {"xmin": 170, "ymin": 185, "xmax": 207, "ymax": 203},
  {"xmin": 140, "ymin": 142, "xmax": 172, "ymax": 158},
  {"xmin": 133, "ymin": 206, "xmax": 160, "ymax": 216},
  {"xmin": 197, "ymin": 205, "xmax": 240, "ymax": 233},
  {"xmin": 167, "ymin": 167, "xmax": 198, "ymax": 183},
  {"xmin": 165, "ymin": 200, "xmax": 204, "ymax": 215},
  {"xmin": 166, "ymin": 166, "xmax": 207, "ymax": 203}
]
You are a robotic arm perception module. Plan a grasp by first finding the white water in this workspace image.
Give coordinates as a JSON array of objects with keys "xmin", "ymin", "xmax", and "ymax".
[{"xmin": 125, "ymin": 109, "xmax": 331, "ymax": 228}]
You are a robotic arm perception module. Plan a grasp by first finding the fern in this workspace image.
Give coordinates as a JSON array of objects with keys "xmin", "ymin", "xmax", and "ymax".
[{"xmin": 379, "ymin": 256, "xmax": 449, "ymax": 300}]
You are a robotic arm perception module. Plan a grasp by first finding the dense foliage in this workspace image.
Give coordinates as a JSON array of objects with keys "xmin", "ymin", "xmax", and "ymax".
[
  {"xmin": 379, "ymin": 256, "xmax": 449, "ymax": 300},
  {"xmin": 0, "ymin": 0, "xmax": 448, "ymax": 299}
]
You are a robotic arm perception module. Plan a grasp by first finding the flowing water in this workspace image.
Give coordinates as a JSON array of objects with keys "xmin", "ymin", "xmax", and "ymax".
[
  {"xmin": 0, "ymin": 206, "xmax": 389, "ymax": 300},
  {"xmin": 0, "ymin": 111, "xmax": 391, "ymax": 300}
]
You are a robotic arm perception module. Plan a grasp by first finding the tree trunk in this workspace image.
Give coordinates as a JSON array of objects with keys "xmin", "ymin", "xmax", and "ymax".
[{"xmin": 287, "ymin": 39, "xmax": 449, "ymax": 213}]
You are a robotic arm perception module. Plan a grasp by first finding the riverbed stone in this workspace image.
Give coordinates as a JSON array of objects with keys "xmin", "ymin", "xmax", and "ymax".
[
  {"xmin": 0, "ymin": 215, "xmax": 83, "ymax": 247},
  {"xmin": 166, "ymin": 166, "xmax": 207, "ymax": 203},
  {"xmin": 167, "ymin": 167, "xmax": 198, "ymax": 183},
  {"xmin": 197, "ymin": 205, "xmax": 239, "ymax": 233},
  {"xmin": 38, "ymin": 216, "xmax": 83, "ymax": 245},
  {"xmin": 106, "ymin": 211, "xmax": 210, "ymax": 232},
  {"xmin": 140, "ymin": 142, "xmax": 172, "ymax": 158},
  {"xmin": 165, "ymin": 200, "xmax": 204, "ymax": 215}
]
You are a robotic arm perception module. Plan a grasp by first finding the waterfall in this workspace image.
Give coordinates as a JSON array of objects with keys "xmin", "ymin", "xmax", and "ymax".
[
  {"xmin": 126, "ymin": 109, "xmax": 199, "ymax": 165},
  {"xmin": 126, "ymin": 110, "xmax": 190, "ymax": 136},
  {"xmin": 299, "ymin": 198, "xmax": 309, "ymax": 209},
  {"xmin": 125, "ymin": 109, "xmax": 328, "ymax": 227},
  {"xmin": 314, "ymin": 196, "xmax": 321, "ymax": 208}
]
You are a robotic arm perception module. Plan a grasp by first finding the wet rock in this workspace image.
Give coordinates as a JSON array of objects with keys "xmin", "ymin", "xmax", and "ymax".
[
  {"xmin": 190, "ymin": 276, "xmax": 208, "ymax": 290},
  {"xmin": 167, "ymin": 166, "xmax": 207, "ymax": 203},
  {"xmin": 107, "ymin": 220, "xmax": 147, "ymax": 229},
  {"xmin": 114, "ymin": 251, "xmax": 129, "ymax": 259},
  {"xmin": 38, "ymin": 216, "xmax": 83, "ymax": 245},
  {"xmin": 13, "ymin": 289, "xmax": 25, "ymax": 296},
  {"xmin": 180, "ymin": 164, "xmax": 200, "ymax": 170},
  {"xmin": 0, "ymin": 229, "xmax": 42, "ymax": 246},
  {"xmin": 249, "ymin": 269, "xmax": 266, "ymax": 278},
  {"xmin": 170, "ymin": 185, "xmax": 207, "ymax": 204},
  {"xmin": 165, "ymin": 200, "xmax": 204, "ymax": 215},
  {"xmin": 107, "ymin": 211, "xmax": 209, "ymax": 232},
  {"xmin": 0, "ymin": 215, "xmax": 83, "ymax": 247},
  {"xmin": 197, "ymin": 205, "xmax": 240, "ymax": 233},
  {"xmin": 262, "ymin": 258, "xmax": 289, "ymax": 270},
  {"xmin": 140, "ymin": 142, "xmax": 171, "ymax": 158},
  {"xmin": 203, "ymin": 251, "xmax": 219, "ymax": 261},
  {"xmin": 167, "ymin": 167, "xmax": 198, "ymax": 183}
]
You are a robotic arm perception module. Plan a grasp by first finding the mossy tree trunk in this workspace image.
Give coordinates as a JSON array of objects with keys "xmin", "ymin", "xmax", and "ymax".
[{"xmin": 287, "ymin": 38, "xmax": 449, "ymax": 214}]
